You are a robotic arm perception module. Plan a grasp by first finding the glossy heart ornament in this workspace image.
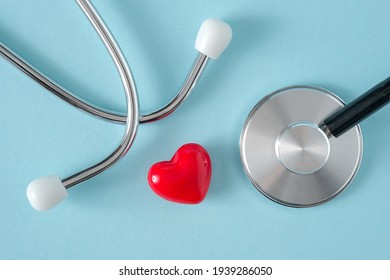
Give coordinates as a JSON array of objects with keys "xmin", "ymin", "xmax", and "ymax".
[{"xmin": 148, "ymin": 143, "xmax": 212, "ymax": 204}]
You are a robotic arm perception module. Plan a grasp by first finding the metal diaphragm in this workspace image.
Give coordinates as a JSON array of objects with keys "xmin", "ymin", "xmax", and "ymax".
[{"xmin": 240, "ymin": 86, "xmax": 363, "ymax": 207}]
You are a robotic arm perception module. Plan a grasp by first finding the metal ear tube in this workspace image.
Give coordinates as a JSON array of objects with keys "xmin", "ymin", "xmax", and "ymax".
[{"xmin": 26, "ymin": 0, "xmax": 140, "ymax": 211}]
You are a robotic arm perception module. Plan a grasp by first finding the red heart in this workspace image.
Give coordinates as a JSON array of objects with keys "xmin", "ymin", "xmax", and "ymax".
[{"xmin": 147, "ymin": 143, "xmax": 212, "ymax": 204}]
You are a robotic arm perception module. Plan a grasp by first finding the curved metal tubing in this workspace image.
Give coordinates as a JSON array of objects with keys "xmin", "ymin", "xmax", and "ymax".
[
  {"xmin": 140, "ymin": 52, "xmax": 209, "ymax": 123},
  {"xmin": 0, "ymin": 40, "xmax": 209, "ymax": 124},
  {"xmin": 62, "ymin": 0, "xmax": 139, "ymax": 189},
  {"xmin": 0, "ymin": 42, "xmax": 126, "ymax": 123}
]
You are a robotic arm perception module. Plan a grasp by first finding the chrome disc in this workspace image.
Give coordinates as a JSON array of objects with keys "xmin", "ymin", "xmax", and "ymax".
[{"xmin": 240, "ymin": 86, "xmax": 363, "ymax": 207}]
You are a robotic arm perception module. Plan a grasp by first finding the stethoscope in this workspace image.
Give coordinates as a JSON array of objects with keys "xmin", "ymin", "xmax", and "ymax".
[
  {"xmin": 0, "ymin": 0, "xmax": 232, "ymax": 211},
  {"xmin": 2, "ymin": 1, "xmax": 388, "ymax": 211}
]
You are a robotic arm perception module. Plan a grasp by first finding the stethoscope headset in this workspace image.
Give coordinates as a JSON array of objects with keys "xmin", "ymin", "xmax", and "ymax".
[{"xmin": 0, "ymin": 0, "xmax": 232, "ymax": 211}]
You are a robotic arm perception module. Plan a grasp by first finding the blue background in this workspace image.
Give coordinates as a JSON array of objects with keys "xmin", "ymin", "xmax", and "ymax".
[{"xmin": 1, "ymin": 0, "xmax": 389, "ymax": 259}]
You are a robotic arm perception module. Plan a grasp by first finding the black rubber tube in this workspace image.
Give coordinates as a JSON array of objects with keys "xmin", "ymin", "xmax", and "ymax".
[{"xmin": 323, "ymin": 76, "xmax": 390, "ymax": 138}]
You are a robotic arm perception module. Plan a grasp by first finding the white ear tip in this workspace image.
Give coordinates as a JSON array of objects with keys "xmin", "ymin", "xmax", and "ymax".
[
  {"xmin": 195, "ymin": 18, "xmax": 232, "ymax": 59},
  {"xmin": 26, "ymin": 176, "xmax": 68, "ymax": 211}
]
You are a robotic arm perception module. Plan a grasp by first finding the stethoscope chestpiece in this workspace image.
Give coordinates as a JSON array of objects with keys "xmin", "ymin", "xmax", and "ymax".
[{"xmin": 240, "ymin": 86, "xmax": 363, "ymax": 207}]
